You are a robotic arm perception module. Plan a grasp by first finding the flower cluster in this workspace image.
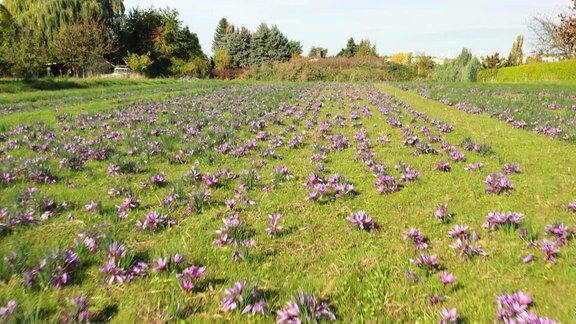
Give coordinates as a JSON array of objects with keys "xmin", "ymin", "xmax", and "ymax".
[
  {"xmin": 482, "ymin": 211, "xmax": 524, "ymax": 230},
  {"xmin": 99, "ymin": 242, "xmax": 148, "ymax": 285},
  {"xmin": 276, "ymin": 292, "xmax": 336, "ymax": 323},
  {"xmin": 404, "ymin": 228, "xmax": 428, "ymax": 250},
  {"xmin": 484, "ymin": 173, "xmax": 514, "ymax": 196},
  {"xmin": 222, "ymin": 281, "xmax": 267, "ymax": 315},
  {"xmin": 496, "ymin": 291, "xmax": 557, "ymax": 323},
  {"xmin": 213, "ymin": 213, "xmax": 255, "ymax": 261},
  {"xmin": 544, "ymin": 222, "xmax": 572, "ymax": 245},
  {"xmin": 304, "ymin": 172, "xmax": 355, "ymax": 202},
  {"xmin": 177, "ymin": 265, "xmax": 206, "ymax": 292},
  {"xmin": 135, "ymin": 211, "xmax": 175, "ymax": 233},
  {"xmin": 375, "ymin": 174, "xmax": 400, "ymax": 193},
  {"xmin": 448, "ymin": 226, "xmax": 487, "ymax": 260},
  {"xmin": 501, "ymin": 163, "xmax": 522, "ymax": 175},
  {"xmin": 347, "ymin": 211, "xmax": 377, "ymax": 232},
  {"xmin": 437, "ymin": 161, "xmax": 451, "ymax": 172}
]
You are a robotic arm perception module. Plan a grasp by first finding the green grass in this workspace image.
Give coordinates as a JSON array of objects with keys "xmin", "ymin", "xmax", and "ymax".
[
  {"xmin": 479, "ymin": 60, "xmax": 576, "ymax": 82},
  {"xmin": 0, "ymin": 81, "xmax": 575, "ymax": 322}
]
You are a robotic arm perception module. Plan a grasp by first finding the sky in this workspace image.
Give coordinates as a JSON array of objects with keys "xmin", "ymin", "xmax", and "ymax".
[{"xmin": 123, "ymin": 0, "xmax": 572, "ymax": 58}]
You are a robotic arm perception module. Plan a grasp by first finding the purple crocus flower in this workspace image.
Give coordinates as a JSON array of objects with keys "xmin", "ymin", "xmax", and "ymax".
[
  {"xmin": 404, "ymin": 228, "xmax": 428, "ymax": 250},
  {"xmin": 154, "ymin": 258, "xmax": 168, "ymax": 272},
  {"xmin": 0, "ymin": 300, "xmax": 17, "ymax": 319},
  {"xmin": 222, "ymin": 280, "xmax": 267, "ymax": 315},
  {"xmin": 448, "ymin": 225, "xmax": 469, "ymax": 239},
  {"xmin": 347, "ymin": 211, "xmax": 377, "ymax": 232},
  {"xmin": 180, "ymin": 279, "xmax": 195, "ymax": 292},
  {"xmin": 172, "ymin": 254, "xmax": 184, "ymax": 265},
  {"xmin": 439, "ymin": 307, "xmax": 459, "ymax": 324},
  {"xmin": 540, "ymin": 239, "xmax": 560, "ymax": 263},
  {"xmin": 434, "ymin": 204, "xmax": 451, "ymax": 222},
  {"xmin": 440, "ymin": 271, "xmax": 455, "ymax": 287},
  {"xmin": 437, "ymin": 161, "xmax": 451, "ymax": 172},
  {"xmin": 464, "ymin": 162, "xmax": 484, "ymax": 171},
  {"xmin": 544, "ymin": 222, "xmax": 572, "ymax": 246},
  {"xmin": 565, "ymin": 199, "xmax": 576, "ymax": 212},
  {"xmin": 84, "ymin": 201, "xmax": 100, "ymax": 213},
  {"xmin": 71, "ymin": 295, "xmax": 89, "ymax": 322},
  {"xmin": 522, "ymin": 254, "xmax": 535, "ymax": 263},
  {"xmin": 265, "ymin": 213, "xmax": 284, "ymax": 236},
  {"xmin": 277, "ymin": 292, "xmax": 335, "ymax": 323}
]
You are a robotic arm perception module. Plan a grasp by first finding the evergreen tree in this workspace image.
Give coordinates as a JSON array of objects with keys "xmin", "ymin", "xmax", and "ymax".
[
  {"xmin": 337, "ymin": 37, "xmax": 358, "ymax": 57},
  {"xmin": 221, "ymin": 26, "xmax": 252, "ymax": 67},
  {"xmin": 212, "ymin": 17, "xmax": 229, "ymax": 54},
  {"xmin": 266, "ymin": 25, "xmax": 292, "ymax": 62},
  {"xmin": 250, "ymin": 23, "xmax": 271, "ymax": 64}
]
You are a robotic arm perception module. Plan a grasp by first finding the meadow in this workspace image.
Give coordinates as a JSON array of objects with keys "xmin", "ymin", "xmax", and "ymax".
[{"xmin": 0, "ymin": 80, "xmax": 575, "ymax": 323}]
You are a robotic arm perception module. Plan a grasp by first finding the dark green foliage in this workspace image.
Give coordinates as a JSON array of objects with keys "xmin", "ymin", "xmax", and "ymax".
[
  {"xmin": 120, "ymin": 7, "xmax": 208, "ymax": 77},
  {"xmin": 482, "ymin": 53, "xmax": 505, "ymax": 69},
  {"xmin": 212, "ymin": 18, "xmax": 229, "ymax": 54},
  {"xmin": 432, "ymin": 48, "xmax": 482, "ymax": 82},
  {"xmin": 217, "ymin": 21, "xmax": 300, "ymax": 68},
  {"xmin": 337, "ymin": 38, "xmax": 358, "ymax": 57}
]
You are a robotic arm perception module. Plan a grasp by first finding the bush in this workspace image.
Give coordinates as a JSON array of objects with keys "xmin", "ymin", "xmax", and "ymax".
[
  {"xmin": 432, "ymin": 48, "xmax": 481, "ymax": 82},
  {"xmin": 241, "ymin": 56, "xmax": 415, "ymax": 82}
]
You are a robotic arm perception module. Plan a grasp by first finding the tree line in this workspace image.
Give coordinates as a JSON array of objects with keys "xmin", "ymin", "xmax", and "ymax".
[{"xmin": 0, "ymin": 0, "xmax": 574, "ymax": 80}]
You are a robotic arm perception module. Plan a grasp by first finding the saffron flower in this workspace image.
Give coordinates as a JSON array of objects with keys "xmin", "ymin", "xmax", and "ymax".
[
  {"xmin": 440, "ymin": 271, "xmax": 455, "ymax": 287},
  {"xmin": 0, "ymin": 300, "xmax": 17, "ymax": 320},
  {"xmin": 485, "ymin": 173, "xmax": 513, "ymax": 196},
  {"xmin": 439, "ymin": 307, "xmax": 459, "ymax": 324},
  {"xmin": 565, "ymin": 199, "xmax": 576, "ymax": 212},
  {"xmin": 496, "ymin": 291, "xmax": 557, "ymax": 323},
  {"xmin": 434, "ymin": 204, "xmax": 452, "ymax": 223},
  {"xmin": 265, "ymin": 213, "xmax": 284, "ymax": 236},
  {"xmin": 154, "ymin": 258, "xmax": 168, "ymax": 272},
  {"xmin": 277, "ymin": 292, "xmax": 336, "ymax": 323},
  {"xmin": 544, "ymin": 222, "xmax": 572, "ymax": 246},
  {"xmin": 464, "ymin": 162, "xmax": 484, "ymax": 171},
  {"xmin": 222, "ymin": 280, "xmax": 267, "ymax": 315},
  {"xmin": 437, "ymin": 161, "xmax": 451, "ymax": 172},
  {"xmin": 347, "ymin": 211, "xmax": 377, "ymax": 232},
  {"xmin": 540, "ymin": 239, "xmax": 560, "ymax": 263},
  {"xmin": 501, "ymin": 163, "xmax": 522, "ymax": 175},
  {"xmin": 404, "ymin": 228, "xmax": 428, "ymax": 250},
  {"xmin": 70, "ymin": 295, "xmax": 89, "ymax": 323},
  {"xmin": 482, "ymin": 212, "xmax": 524, "ymax": 230}
]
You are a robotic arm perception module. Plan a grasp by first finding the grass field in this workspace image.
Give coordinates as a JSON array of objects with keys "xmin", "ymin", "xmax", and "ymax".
[{"xmin": 0, "ymin": 80, "xmax": 575, "ymax": 323}]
